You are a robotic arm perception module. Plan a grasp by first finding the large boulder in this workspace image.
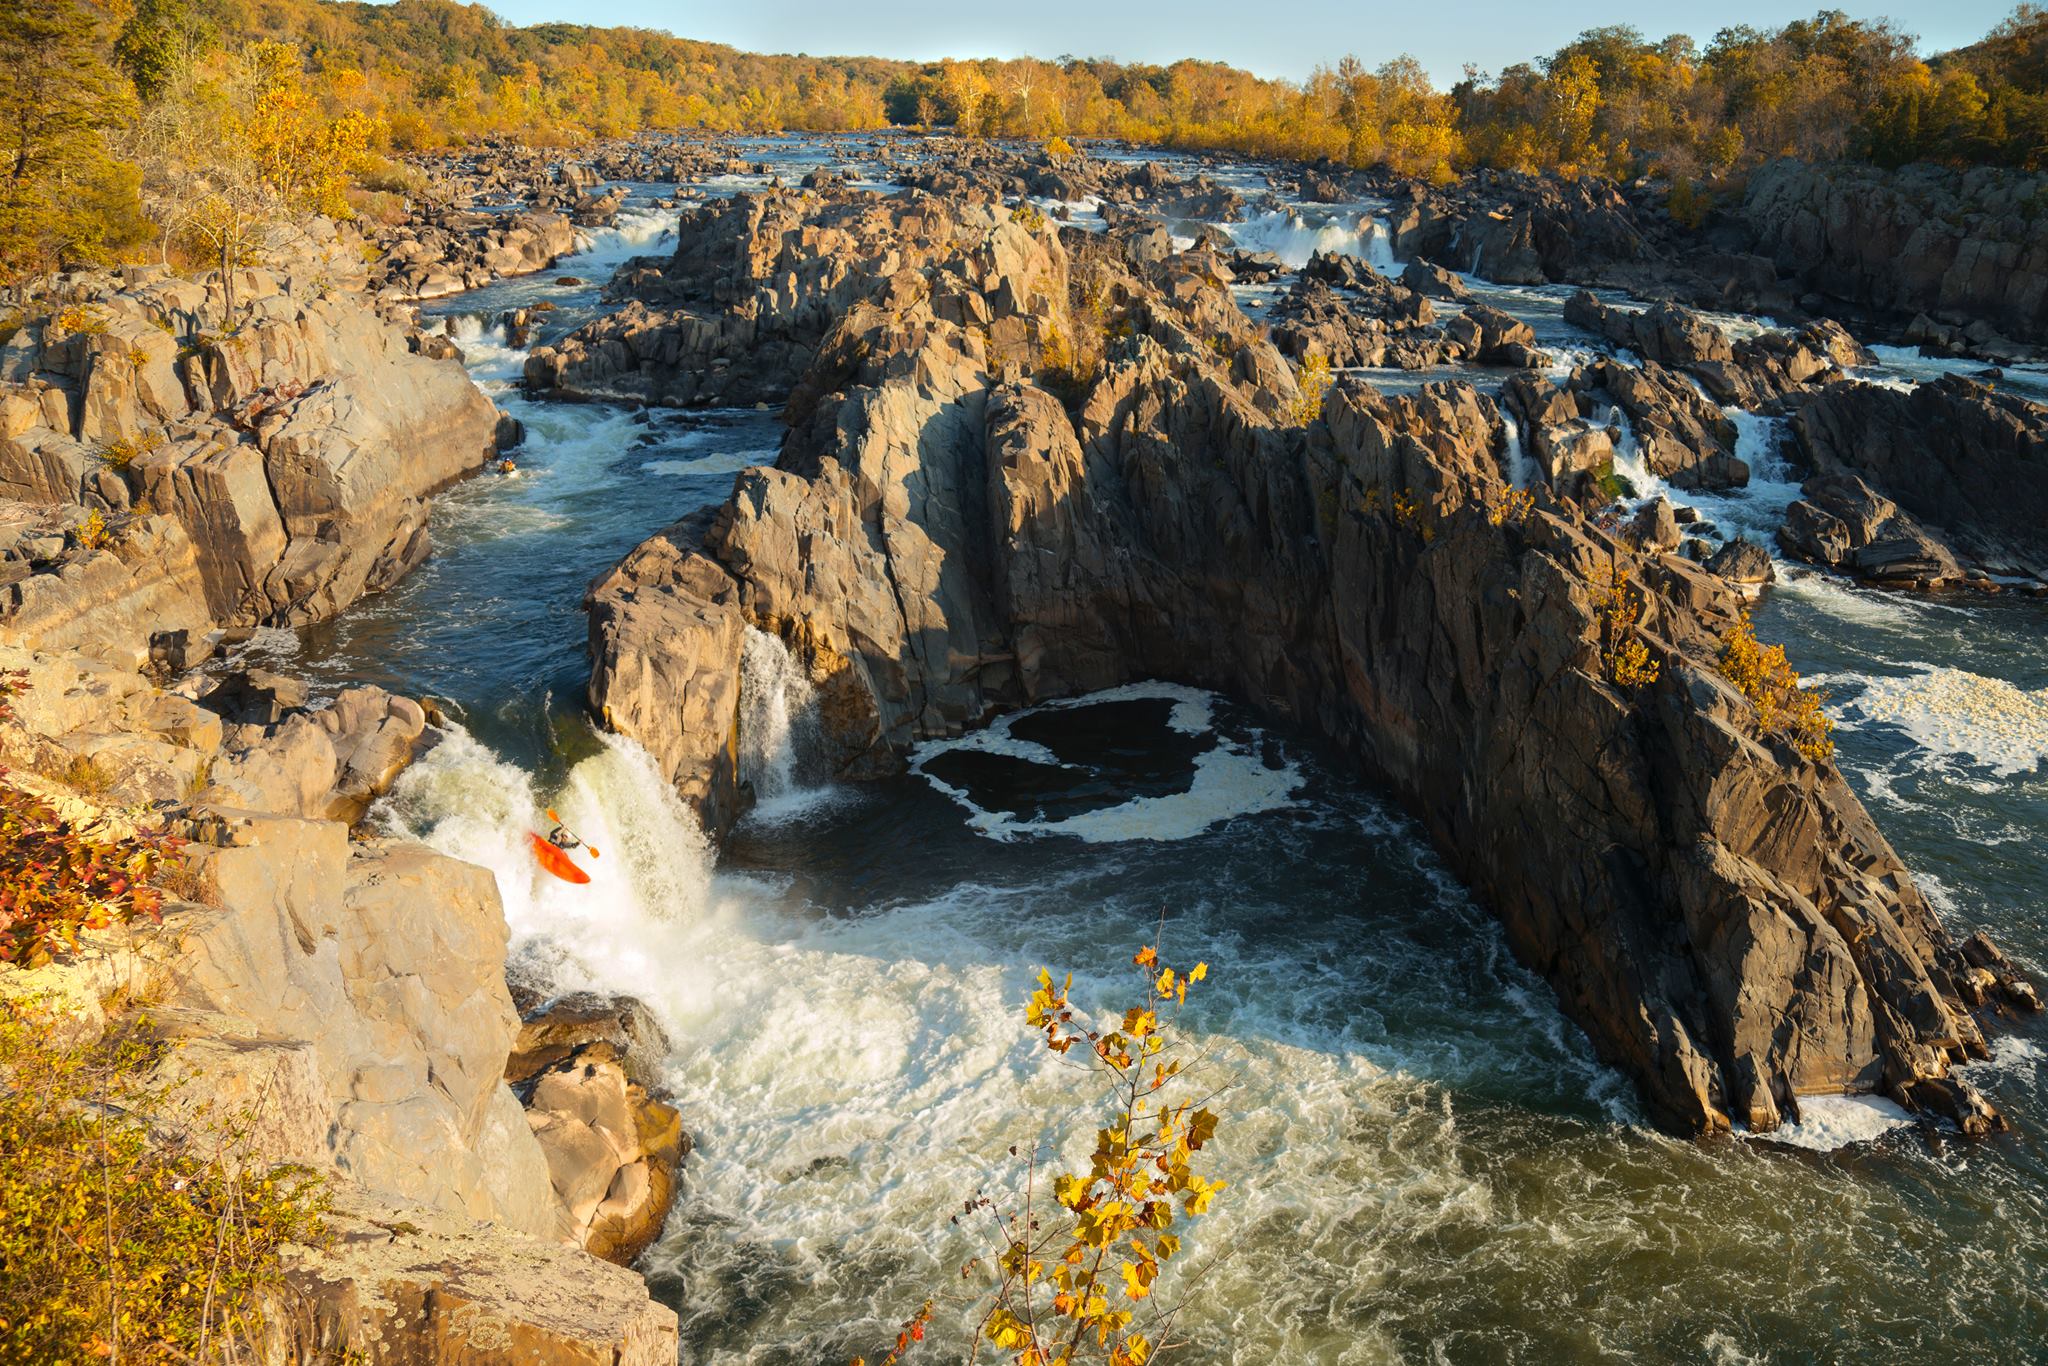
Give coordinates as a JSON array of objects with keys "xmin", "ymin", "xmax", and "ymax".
[{"xmin": 1788, "ymin": 375, "xmax": 2048, "ymax": 579}]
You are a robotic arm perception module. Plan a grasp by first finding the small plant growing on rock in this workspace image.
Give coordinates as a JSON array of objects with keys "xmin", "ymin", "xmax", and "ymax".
[
  {"xmin": 1486, "ymin": 486, "xmax": 1537, "ymax": 527},
  {"xmin": 1286, "ymin": 352, "xmax": 1333, "ymax": 424},
  {"xmin": 74, "ymin": 509, "xmax": 112, "ymax": 551},
  {"xmin": 0, "ymin": 999, "xmax": 328, "ymax": 1361},
  {"xmin": 862, "ymin": 945, "xmax": 1227, "ymax": 1366},
  {"xmin": 1010, "ymin": 201, "xmax": 1049, "ymax": 233},
  {"xmin": 97, "ymin": 430, "xmax": 164, "ymax": 470},
  {"xmin": 1594, "ymin": 563, "xmax": 1661, "ymax": 690},
  {"xmin": 1719, "ymin": 612, "xmax": 1835, "ymax": 762},
  {"xmin": 52, "ymin": 304, "xmax": 110, "ymax": 337},
  {"xmin": 1045, "ymin": 135, "xmax": 1077, "ymax": 162}
]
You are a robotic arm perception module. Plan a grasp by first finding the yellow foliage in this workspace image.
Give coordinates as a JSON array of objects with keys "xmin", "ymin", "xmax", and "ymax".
[
  {"xmin": 1719, "ymin": 612, "xmax": 1835, "ymax": 761},
  {"xmin": 872, "ymin": 945, "xmax": 1226, "ymax": 1366},
  {"xmin": 53, "ymin": 305, "xmax": 109, "ymax": 337},
  {"xmin": 1593, "ymin": 562, "xmax": 1661, "ymax": 690},
  {"xmin": 1486, "ymin": 487, "xmax": 1537, "ymax": 526},
  {"xmin": 97, "ymin": 429, "xmax": 164, "ymax": 470},
  {"xmin": 0, "ymin": 1000, "xmax": 328, "ymax": 1363},
  {"xmin": 1287, "ymin": 351, "xmax": 1333, "ymax": 424},
  {"xmin": 74, "ymin": 509, "xmax": 111, "ymax": 551}
]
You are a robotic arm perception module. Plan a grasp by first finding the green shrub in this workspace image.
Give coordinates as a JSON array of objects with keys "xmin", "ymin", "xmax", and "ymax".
[{"xmin": 0, "ymin": 1001, "xmax": 328, "ymax": 1364}]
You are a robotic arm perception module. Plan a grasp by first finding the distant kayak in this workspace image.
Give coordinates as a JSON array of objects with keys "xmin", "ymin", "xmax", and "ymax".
[{"xmin": 528, "ymin": 831, "xmax": 591, "ymax": 884}]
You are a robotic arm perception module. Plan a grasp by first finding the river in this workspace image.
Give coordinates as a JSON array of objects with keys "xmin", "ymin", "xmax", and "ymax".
[{"xmin": 294, "ymin": 138, "xmax": 2048, "ymax": 1363}]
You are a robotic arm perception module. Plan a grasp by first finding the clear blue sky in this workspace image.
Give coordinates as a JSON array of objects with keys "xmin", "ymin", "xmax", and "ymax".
[{"xmin": 473, "ymin": 0, "xmax": 2024, "ymax": 84}]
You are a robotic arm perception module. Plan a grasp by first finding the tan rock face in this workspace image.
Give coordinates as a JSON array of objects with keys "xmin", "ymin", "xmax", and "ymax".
[
  {"xmin": 512, "ymin": 995, "xmax": 687, "ymax": 1266},
  {"xmin": 265, "ymin": 1187, "xmax": 678, "ymax": 1366},
  {"xmin": 166, "ymin": 815, "xmax": 566, "ymax": 1237},
  {"xmin": 0, "ymin": 271, "xmax": 498, "ymax": 647},
  {"xmin": 586, "ymin": 526, "xmax": 748, "ymax": 838}
]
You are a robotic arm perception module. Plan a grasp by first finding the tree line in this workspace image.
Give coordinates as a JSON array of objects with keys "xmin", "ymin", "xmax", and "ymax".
[{"xmin": 4, "ymin": 0, "xmax": 2047, "ymax": 287}]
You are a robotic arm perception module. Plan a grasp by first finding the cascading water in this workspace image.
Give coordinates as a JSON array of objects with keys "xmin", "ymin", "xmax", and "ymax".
[
  {"xmin": 303, "ymin": 142, "xmax": 2048, "ymax": 1364},
  {"xmin": 1227, "ymin": 210, "xmax": 1374, "ymax": 269},
  {"xmin": 1363, "ymin": 214, "xmax": 1401, "ymax": 275},
  {"xmin": 736, "ymin": 626, "xmax": 837, "ymax": 821},
  {"xmin": 1500, "ymin": 413, "xmax": 1535, "ymax": 489}
]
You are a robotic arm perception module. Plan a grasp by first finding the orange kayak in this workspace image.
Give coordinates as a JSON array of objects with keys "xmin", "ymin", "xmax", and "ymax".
[{"xmin": 529, "ymin": 832, "xmax": 591, "ymax": 885}]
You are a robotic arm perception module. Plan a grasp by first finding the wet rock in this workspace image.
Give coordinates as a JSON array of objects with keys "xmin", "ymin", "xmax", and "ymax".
[
  {"xmin": 1704, "ymin": 536, "xmax": 1776, "ymax": 592},
  {"xmin": 1788, "ymin": 375, "xmax": 2048, "ymax": 581},
  {"xmin": 515, "ymin": 994, "xmax": 685, "ymax": 1266},
  {"xmin": 1777, "ymin": 472, "xmax": 1964, "ymax": 590},
  {"xmin": 1564, "ymin": 290, "xmax": 1868, "ymax": 408}
]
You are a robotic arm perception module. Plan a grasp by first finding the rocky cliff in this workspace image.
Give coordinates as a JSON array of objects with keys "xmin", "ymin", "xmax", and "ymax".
[
  {"xmin": 1743, "ymin": 158, "xmax": 2048, "ymax": 354},
  {"xmin": 1, "ymin": 266, "xmax": 502, "ymax": 641},
  {"xmin": 0, "ymin": 636, "xmax": 684, "ymax": 1361},
  {"xmin": 585, "ymin": 185, "xmax": 2034, "ymax": 1137},
  {"xmin": 1787, "ymin": 374, "xmax": 2048, "ymax": 582}
]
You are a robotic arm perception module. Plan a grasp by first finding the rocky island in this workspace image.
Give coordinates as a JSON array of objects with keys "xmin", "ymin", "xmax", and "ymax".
[{"xmin": 4, "ymin": 1, "xmax": 2047, "ymax": 1362}]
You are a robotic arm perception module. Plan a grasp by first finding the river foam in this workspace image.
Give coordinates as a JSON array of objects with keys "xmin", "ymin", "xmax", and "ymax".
[{"xmin": 909, "ymin": 682, "xmax": 1303, "ymax": 843}]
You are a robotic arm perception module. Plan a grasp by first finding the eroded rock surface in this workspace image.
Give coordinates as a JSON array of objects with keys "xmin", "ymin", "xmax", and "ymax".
[{"xmin": 586, "ymin": 182, "xmax": 2034, "ymax": 1137}]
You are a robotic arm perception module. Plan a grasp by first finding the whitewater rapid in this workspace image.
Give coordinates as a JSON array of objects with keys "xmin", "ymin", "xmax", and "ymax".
[{"xmin": 311, "ymin": 138, "xmax": 2048, "ymax": 1363}]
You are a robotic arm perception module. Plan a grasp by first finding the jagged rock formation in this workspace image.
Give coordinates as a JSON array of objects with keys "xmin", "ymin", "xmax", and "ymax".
[
  {"xmin": 372, "ymin": 207, "xmax": 582, "ymax": 301},
  {"xmin": 1743, "ymin": 158, "xmax": 2048, "ymax": 354},
  {"xmin": 509, "ymin": 995, "xmax": 686, "ymax": 1266},
  {"xmin": 526, "ymin": 187, "xmax": 1069, "ymax": 407},
  {"xmin": 1777, "ymin": 473, "xmax": 1967, "ymax": 590},
  {"xmin": 0, "ymin": 270, "xmax": 501, "ymax": 634},
  {"xmin": 265, "ymin": 1186, "xmax": 678, "ymax": 1366},
  {"xmin": 0, "ymin": 500, "xmax": 214, "ymax": 668},
  {"xmin": 1787, "ymin": 375, "xmax": 2048, "ymax": 580},
  {"xmin": 585, "ymin": 183, "xmax": 2034, "ymax": 1137},
  {"xmin": 1563, "ymin": 290, "xmax": 1872, "ymax": 407},
  {"xmin": 1268, "ymin": 260, "xmax": 1544, "ymax": 371}
]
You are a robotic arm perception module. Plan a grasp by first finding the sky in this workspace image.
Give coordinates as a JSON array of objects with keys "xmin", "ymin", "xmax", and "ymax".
[{"xmin": 471, "ymin": 0, "xmax": 2026, "ymax": 84}]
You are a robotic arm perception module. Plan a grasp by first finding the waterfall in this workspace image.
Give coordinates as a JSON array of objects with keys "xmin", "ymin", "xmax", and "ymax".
[
  {"xmin": 1501, "ymin": 414, "xmax": 1536, "ymax": 489},
  {"xmin": 739, "ymin": 626, "xmax": 833, "ymax": 820},
  {"xmin": 1364, "ymin": 216, "xmax": 1400, "ymax": 275}
]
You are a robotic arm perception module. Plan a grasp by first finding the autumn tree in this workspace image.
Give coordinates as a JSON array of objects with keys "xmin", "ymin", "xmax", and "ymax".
[
  {"xmin": 172, "ymin": 41, "xmax": 377, "ymax": 323},
  {"xmin": 0, "ymin": 0, "xmax": 146, "ymax": 290},
  {"xmin": 864, "ymin": 945, "xmax": 1229, "ymax": 1366}
]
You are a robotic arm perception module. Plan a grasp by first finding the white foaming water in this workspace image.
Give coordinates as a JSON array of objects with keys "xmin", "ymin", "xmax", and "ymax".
[
  {"xmin": 1500, "ymin": 414, "xmax": 1535, "ymax": 489},
  {"xmin": 1227, "ymin": 210, "xmax": 1373, "ymax": 268},
  {"xmin": 1673, "ymin": 410, "xmax": 1806, "ymax": 550},
  {"xmin": 1751, "ymin": 1094, "xmax": 1916, "ymax": 1152},
  {"xmin": 1826, "ymin": 666, "xmax": 2048, "ymax": 778},
  {"xmin": 441, "ymin": 315, "xmax": 530, "ymax": 384},
  {"xmin": 367, "ymin": 720, "xmax": 1524, "ymax": 1360},
  {"xmin": 376, "ymin": 728, "xmax": 725, "ymax": 1008},
  {"xmin": 573, "ymin": 206, "xmax": 678, "ymax": 276},
  {"xmin": 909, "ymin": 682, "xmax": 1303, "ymax": 843},
  {"xmin": 1363, "ymin": 215, "xmax": 1400, "ymax": 274},
  {"xmin": 737, "ymin": 626, "xmax": 840, "ymax": 822}
]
